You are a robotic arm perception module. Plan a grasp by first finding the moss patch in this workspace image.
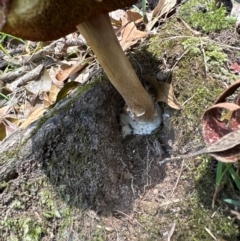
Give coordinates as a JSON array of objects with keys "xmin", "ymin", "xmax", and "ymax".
[{"xmin": 179, "ymin": 0, "xmax": 236, "ymax": 33}]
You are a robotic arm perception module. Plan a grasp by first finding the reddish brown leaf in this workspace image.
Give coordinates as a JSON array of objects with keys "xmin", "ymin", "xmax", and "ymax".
[
  {"xmin": 202, "ymin": 79, "xmax": 240, "ymax": 162},
  {"xmin": 230, "ymin": 62, "xmax": 240, "ymax": 73}
]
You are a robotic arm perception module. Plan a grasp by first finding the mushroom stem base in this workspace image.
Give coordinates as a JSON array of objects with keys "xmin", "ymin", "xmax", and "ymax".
[
  {"xmin": 77, "ymin": 13, "xmax": 157, "ymax": 122},
  {"xmin": 120, "ymin": 103, "xmax": 162, "ymax": 138}
]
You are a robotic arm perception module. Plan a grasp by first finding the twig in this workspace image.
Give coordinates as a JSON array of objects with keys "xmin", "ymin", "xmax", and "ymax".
[
  {"xmin": 14, "ymin": 64, "xmax": 44, "ymax": 88},
  {"xmin": 204, "ymin": 227, "xmax": 217, "ymax": 241},
  {"xmin": 162, "ymin": 35, "xmax": 240, "ymax": 51},
  {"xmin": 171, "ymin": 160, "xmax": 184, "ymax": 196},
  {"xmin": 177, "ymin": 17, "xmax": 202, "ymax": 36},
  {"xmin": 160, "ymin": 128, "xmax": 240, "ymax": 165},
  {"xmin": 159, "ymin": 151, "xmax": 202, "ymax": 165},
  {"xmin": 0, "ymin": 65, "xmax": 33, "ymax": 83},
  {"xmin": 130, "ymin": 176, "xmax": 136, "ymax": 198},
  {"xmin": 143, "ymin": 144, "xmax": 154, "ymax": 193},
  {"xmin": 115, "ymin": 210, "xmax": 145, "ymax": 229},
  {"xmin": 200, "ymin": 37, "xmax": 208, "ymax": 77},
  {"xmin": 167, "ymin": 220, "xmax": 176, "ymax": 241},
  {"xmin": 170, "ymin": 49, "xmax": 189, "ymax": 72}
]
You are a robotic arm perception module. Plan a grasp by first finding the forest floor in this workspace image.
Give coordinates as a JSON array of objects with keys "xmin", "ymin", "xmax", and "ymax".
[{"xmin": 0, "ymin": 0, "xmax": 240, "ymax": 240}]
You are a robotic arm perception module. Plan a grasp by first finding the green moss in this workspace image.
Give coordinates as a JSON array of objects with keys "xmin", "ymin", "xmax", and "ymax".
[
  {"xmin": 139, "ymin": 10, "xmax": 239, "ymax": 240},
  {"xmin": 1, "ymin": 216, "xmax": 46, "ymax": 241},
  {"xmin": 179, "ymin": 0, "xmax": 236, "ymax": 33},
  {"xmin": 147, "ymin": 22, "xmax": 226, "ymax": 147}
]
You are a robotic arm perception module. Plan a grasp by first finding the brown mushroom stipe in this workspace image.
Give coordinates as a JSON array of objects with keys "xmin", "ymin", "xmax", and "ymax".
[
  {"xmin": 77, "ymin": 13, "xmax": 157, "ymax": 122},
  {"xmin": 0, "ymin": 0, "xmax": 162, "ymax": 132}
]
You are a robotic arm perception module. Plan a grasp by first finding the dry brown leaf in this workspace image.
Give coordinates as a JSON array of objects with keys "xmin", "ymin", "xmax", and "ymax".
[
  {"xmin": 2, "ymin": 118, "xmax": 18, "ymax": 136},
  {"xmin": 0, "ymin": 123, "xmax": 6, "ymax": 140},
  {"xmin": 42, "ymin": 83, "xmax": 60, "ymax": 108},
  {"xmin": 146, "ymin": 76, "xmax": 181, "ymax": 109},
  {"xmin": 0, "ymin": 106, "xmax": 8, "ymax": 140},
  {"xmin": 0, "ymin": 106, "xmax": 19, "ymax": 140},
  {"xmin": 42, "ymin": 92, "xmax": 52, "ymax": 108},
  {"xmin": 152, "ymin": 0, "xmax": 177, "ymax": 18},
  {"xmin": 53, "ymin": 81, "xmax": 80, "ymax": 107},
  {"xmin": 110, "ymin": 16, "xmax": 122, "ymax": 27},
  {"xmin": 125, "ymin": 10, "xmax": 143, "ymax": 23},
  {"xmin": 231, "ymin": 210, "xmax": 240, "ymax": 220},
  {"xmin": 46, "ymin": 84, "xmax": 61, "ymax": 106},
  {"xmin": 49, "ymin": 67, "xmax": 64, "ymax": 88},
  {"xmin": 56, "ymin": 57, "xmax": 93, "ymax": 82},
  {"xmin": 120, "ymin": 17, "xmax": 148, "ymax": 51},
  {"xmin": 109, "ymin": 9, "xmax": 125, "ymax": 26},
  {"xmin": 20, "ymin": 106, "xmax": 47, "ymax": 129},
  {"xmin": 0, "ymin": 106, "xmax": 10, "ymax": 120}
]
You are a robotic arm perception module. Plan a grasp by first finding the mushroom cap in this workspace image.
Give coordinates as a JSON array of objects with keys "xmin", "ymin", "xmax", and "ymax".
[{"xmin": 0, "ymin": 0, "xmax": 137, "ymax": 41}]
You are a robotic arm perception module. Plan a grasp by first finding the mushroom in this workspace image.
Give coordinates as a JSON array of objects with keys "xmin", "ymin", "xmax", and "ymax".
[{"xmin": 0, "ymin": 0, "xmax": 162, "ymax": 135}]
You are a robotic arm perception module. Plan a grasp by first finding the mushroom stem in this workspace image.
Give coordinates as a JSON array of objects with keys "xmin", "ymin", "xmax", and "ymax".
[{"xmin": 77, "ymin": 13, "xmax": 157, "ymax": 122}]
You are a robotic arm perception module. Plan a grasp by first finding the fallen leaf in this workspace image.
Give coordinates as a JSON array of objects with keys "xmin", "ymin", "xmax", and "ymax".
[
  {"xmin": 109, "ymin": 9, "xmax": 125, "ymax": 27},
  {"xmin": 49, "ymin": 67, "xmax": 64, "ymax": 88},
  {"xmin": 0, "ymin": 123, "xmax": 6, "ymax": 140},
  {"xmin": 74, "ymin": 72, "xmax": 90, "ymax": 84},
  {"xmin": 202, "ymin": 79, "xmax": 240, "ymax": 162},
  {"xmin": 110, "ymin": 16, "xmax": 122, "ymax": 27},
  {"xmin": 51, "ymin": 81, "xmax": 80, "ymax": 108},
  {"xmin": 119, "ymin": 16, "xmax": 148, "ymax": 51},
  {"xmin": 20, "ymin": 106, "xmax": 47, "ymax": 129},
  {"xmin": 231, "ymin": 210, "xmax": 240, "ymax": 220},
  {"xmin": 145, "ymin": 76, "xmax": 181, "ymax": 109},
  {"xmin": 44, "ymin": 84, "xmax": 61, "ymax": 108},
  {"xmin": 0, "ymin": 106, "xmax": 19, "ymax": 140},
  {"xmin": 230, "ymin": 62, "xmax": 240, "ymax": 73},
  {"xmin": 152, "ymin": 0, "xmax": 177, "ymax": 18},
  {"xmin": 27, "ymin": 68, "xmax": 52, "ymax": 95},
  {"xmin": 2, "ymin": 118, "xmax": 18, "ymax": 136},
  {"xmin": 147, "ymin": 0, "xmax": 177, "ymax": 31},
  {"xmin": 56, "ymin": 57, "xmax": 92, "ymax": 82},
  {"xmin": 125, "ymin": 10, "xmax": 143, "ymax": 23}
]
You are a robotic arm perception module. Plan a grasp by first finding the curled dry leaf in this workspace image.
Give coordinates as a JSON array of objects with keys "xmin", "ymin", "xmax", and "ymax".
[
  {"xmin": 231, "ymin": 210, "xmax": 240, "ymax": 220},
  {"xmin": 152, "ymin": 0, "xmax": 177, "ymax": 18},
  {"xmin": 145, "ymin": 76, "xmax": 181, "ymax": 110},
  {"xmin": 229, "ymin": 62, "xmax": 240, "ymax": 74},
  {"xmin": 0, "ymin": 106, "xmax": 19, "ymax": 140},
  {"xmin": 49, "ymin": 67, "xmax": 65, "ymax": 88},
  {"xmin": 56, "ymin": 57, "xmax": 93, "ymax": 82},
  {"xmin": 2, "ymin": 118, "xmax": 18, "ymax": 136},
  {"xmin": 20, "ymin": 106, "xmax": 47, "ymax": 129},
  {"xmin": 43, "ymin": 84, "xmax": 60, "ymax": 108},
  {"xmin": 202, "ymin": 79, "xmax": 240, "ymax": 163},
  {"xmin": 147, "ymin": 0, "xmax": 177, "ymax": 31},
  {"xmin": 124, "ymin": 10, "xmax": 143, "ymax": 23},
  {"xmin": 119, "ymin": 16, "xmax": 148, "ymax": 51},
  {"xmin": 109, "ymin": 9, "xmax": 125, "ymax": 27},
  {"xmin": 52, "ymin": 81, "xmax": 80, "ymax": 108}
]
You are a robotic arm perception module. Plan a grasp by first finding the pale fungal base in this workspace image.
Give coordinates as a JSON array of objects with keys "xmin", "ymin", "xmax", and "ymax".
[{"xmin": 120, "ymin": 104, "xmax": 162, "ymax": 138}]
